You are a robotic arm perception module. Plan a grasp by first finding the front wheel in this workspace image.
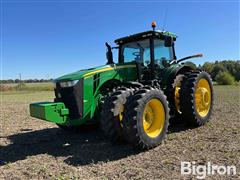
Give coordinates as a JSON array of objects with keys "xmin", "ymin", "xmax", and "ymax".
[
  {"xmin": 100, "ymin": 87, "xmax": 133, "ymax": 142},
  {"xmin": 123, "ymin": 87, "xmax": 170, "ymax": 149}
]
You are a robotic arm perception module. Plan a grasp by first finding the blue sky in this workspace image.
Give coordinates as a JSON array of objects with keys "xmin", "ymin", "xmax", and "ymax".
[{"xmin": 1, "ymin": 0, "xmax": 239, "ymax": 80}]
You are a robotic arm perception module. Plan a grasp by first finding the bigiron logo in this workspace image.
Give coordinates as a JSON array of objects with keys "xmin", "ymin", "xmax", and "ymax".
[{"xmin": 181, "ymin": 161, "xmax": 237, "ymax": 179}]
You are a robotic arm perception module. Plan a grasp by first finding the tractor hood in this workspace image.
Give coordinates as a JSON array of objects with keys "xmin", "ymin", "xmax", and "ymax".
[{"xmin": 54, "ymin": 64, "xmax": 109, "ymax": 82}]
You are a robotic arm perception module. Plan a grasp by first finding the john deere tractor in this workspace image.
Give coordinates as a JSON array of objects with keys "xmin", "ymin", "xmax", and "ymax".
[{"xmin": 30, "ymin": 22, "xmax": 213, "ymax": 149}]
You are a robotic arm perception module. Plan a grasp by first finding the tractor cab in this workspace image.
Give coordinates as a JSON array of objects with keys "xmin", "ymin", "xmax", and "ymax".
[{"xmin": 107, "ymin": 22, "xmax": 178, "ymax": 82}]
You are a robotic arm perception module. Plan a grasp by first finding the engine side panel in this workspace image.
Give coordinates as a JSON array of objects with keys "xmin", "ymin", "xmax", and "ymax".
[{"xmin": 82, "ymin": 63, "xmax": 137, "ymax": 122}]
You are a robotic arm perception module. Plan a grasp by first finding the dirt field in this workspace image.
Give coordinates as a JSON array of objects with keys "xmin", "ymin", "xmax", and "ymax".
[{"xmin": 0, "ymin": 86, "xmax": 239, "ymax": 179}]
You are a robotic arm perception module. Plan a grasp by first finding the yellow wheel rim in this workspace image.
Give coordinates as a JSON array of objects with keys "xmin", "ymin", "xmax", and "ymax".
[
  {"xmin": 195, "ymin": 79, "xmax": 211, "ymax": 117},
  {"xmin": 142, "ymin": 99, "xmax": 165, "ymax": 138},
  {"xmin": 119, "ymin": 104, "xmax": 124, "ymax": 122},
  {"xmin": 174, "ymin": 81, "xmax": 181, "ymax": 113}
]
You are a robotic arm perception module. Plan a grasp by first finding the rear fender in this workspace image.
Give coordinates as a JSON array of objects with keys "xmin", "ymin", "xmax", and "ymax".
[{"xmin": 163, "ymin": 65, "xmax": 195, "ymax": 87}]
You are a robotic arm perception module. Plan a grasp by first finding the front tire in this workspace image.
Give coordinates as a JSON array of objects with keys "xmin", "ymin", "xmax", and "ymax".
[
  {"xmin": 123, "ymin": 87, "xmax": 170, "ymax": 149},
  {"xmin": 100, "ymin": 87, "xmax": 133, "ymax": 142}
]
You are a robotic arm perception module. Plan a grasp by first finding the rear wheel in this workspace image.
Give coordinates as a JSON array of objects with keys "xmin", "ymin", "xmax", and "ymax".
[
  {"xmin": 180, "ymin": 71, "xmax": 214, "ymax": 126},
  {"xmin": 123, "ymin": 87, "xmax": 170, "ymax": 149},
  {"xmin": 100, "ymin": 87, "xmax": 133, "ymax": 142},
  {"xmin": 165, "ymin": 74, "xmax": 186, "ymax": 124}
]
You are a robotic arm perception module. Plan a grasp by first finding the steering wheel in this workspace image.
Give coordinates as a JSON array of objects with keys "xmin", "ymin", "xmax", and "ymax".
[
  {"xmin": 132, "ymin": 52, "xmax": 140, "ymax": 56},
  {"xmin": 155, "ymin": 58, "xmax": 169, "ymax": 68},
  {"xmin": 132, "ymin": 52, "xmax": 141, "ymax": 61}
]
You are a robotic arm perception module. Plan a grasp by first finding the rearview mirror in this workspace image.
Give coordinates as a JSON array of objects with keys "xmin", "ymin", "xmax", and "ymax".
[
  {"xmin": 105, "ymin": 42, "xmax": 114, "ymax": 64},
  {"xmin": 164, "ymin": 36, "xmax": 173, "ymax": 47}
]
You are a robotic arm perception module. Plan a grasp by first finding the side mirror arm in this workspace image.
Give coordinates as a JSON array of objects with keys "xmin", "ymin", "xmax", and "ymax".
[{"xmin": 105, "ymin": 42, "xmax": 114, "ymax": 64}]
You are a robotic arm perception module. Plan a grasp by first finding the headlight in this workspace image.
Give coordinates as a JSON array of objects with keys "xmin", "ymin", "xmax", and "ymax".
[{"xmin": 59, "ymin": 80, "xmax": 78, "ymax": 88}]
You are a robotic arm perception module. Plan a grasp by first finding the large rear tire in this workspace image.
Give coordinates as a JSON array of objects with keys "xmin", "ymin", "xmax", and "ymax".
[
  {"xmin": 123, "ymin": 87, "xmax": 170, "ymax": 149},
  {"xmin": 165, "ymin": 74, "xmax": 186, "ymax": 124},
  {"xmin": 180, "ymin": 71, "xmax": 214, "ymax": 126},
  {"xmin": 100, "ymin": 87, "xmax": 133, "ymax": 142}
]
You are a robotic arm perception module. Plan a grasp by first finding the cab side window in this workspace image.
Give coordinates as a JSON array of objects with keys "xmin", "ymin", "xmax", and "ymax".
[{"xmin": 154, "ymin": 39, "xmax": 173, "ymax": 68}]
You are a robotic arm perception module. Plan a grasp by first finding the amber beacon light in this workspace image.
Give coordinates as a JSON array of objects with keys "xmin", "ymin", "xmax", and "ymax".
[{"xmin": 151, "ymin": 21, "xmax": 156, "ymax": 30}]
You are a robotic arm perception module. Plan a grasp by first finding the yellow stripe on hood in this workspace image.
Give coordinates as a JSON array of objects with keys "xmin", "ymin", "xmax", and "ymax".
[{"xmin": 83, "ymin": 64, "xmax": 136, "ymax": 78}]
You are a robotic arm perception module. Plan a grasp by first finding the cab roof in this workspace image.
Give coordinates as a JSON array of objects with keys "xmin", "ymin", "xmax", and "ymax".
[{"xmin": 114, "ymin": 30, "xmax": 177, "ymax": 44}]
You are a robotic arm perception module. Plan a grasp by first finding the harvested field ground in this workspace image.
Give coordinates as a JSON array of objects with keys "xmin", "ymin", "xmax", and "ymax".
[{"xmin": 0, "ymin": 86, "xmax": 240, "ymax": 179}]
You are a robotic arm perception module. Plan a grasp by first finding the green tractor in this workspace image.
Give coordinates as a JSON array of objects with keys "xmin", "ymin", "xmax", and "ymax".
[{"xmin": 30, "ymin": 22, "xmax": 213, "ymax": 149}]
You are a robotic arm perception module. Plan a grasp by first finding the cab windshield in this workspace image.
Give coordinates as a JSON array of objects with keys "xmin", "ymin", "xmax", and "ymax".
[
  {"xmin": 121, "ymin": 39, "xmax": 150, "ymax": 66},
  {"xmin": 121, "ymin": 39, "xmax": 173, "ymax": 68}
]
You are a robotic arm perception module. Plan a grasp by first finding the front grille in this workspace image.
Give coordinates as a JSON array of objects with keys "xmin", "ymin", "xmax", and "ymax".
[{"xmin": 55, "ymin": 79, "xmax": 83, "ymax": 119}]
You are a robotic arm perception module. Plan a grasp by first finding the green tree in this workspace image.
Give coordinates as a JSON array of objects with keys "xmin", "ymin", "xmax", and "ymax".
[
  {"xmin": 215, "ymin": 71, "xmax": 235, "ymax": 85},
  {"xmin": 202, "ymin": 62, "xmax": 214, "ymax": 73},
  {"xmin": 211, "ymin": 64, "xmax": 226, "ymax": 80}
]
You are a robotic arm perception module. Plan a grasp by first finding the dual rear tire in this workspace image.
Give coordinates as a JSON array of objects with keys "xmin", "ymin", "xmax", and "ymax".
[
  {"xmin": 166, "ymin": 71, "xmax": 214, "ymax": 126},
  {"xmin": 179, "ymin": 71, "xmax": 214, "ymax": 126}
]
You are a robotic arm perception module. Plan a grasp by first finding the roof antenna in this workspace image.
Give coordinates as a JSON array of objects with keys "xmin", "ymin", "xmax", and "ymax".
[{"xmin": 162, "ymin": 7, "xmax": 168, "ymax": 32}]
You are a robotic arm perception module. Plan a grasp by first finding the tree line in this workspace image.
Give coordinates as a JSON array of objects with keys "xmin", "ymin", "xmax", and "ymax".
[
  {"xmin": 0, "ymin": 79, "xmax": 54, "ymax": 84},
  {"xmin": 1, "ymin": 60, "xmax": 239, "ymax": 85},
  {"xmin": 200, "ymin": 60, "xmax": 240, "ymax": 85}
]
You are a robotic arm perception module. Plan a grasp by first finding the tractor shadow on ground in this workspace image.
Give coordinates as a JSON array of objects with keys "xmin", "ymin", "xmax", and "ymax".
[
  {"xmin": 0, "ymin": 127, "xmax": 137, "ymax": 166},
  {"xmin": 0, "ymin": 122, "xmax": 194, "ymax": 167},
  {"xmin": 167, "ymin": 121, "xmax": 195, "ymax": 134}
]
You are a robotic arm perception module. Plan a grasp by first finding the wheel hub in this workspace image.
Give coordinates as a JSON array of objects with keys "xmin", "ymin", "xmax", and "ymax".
[
  {"xmin": 196, "ymin": 87, "xmax": 210, "ymax": 107},
  {"xmin": 119, "ymin": 104, "xmax": 124, "ymax": 122},
  {"xmin": 174, "ymin": 86, "xmax": 181, "ymax": 113},
  {"xmin": 195, "ymin": 79, "xmax": 211, "ymax": 117},
  {"xmin": 143, "ymin": 106, "xmax": 154, "ymax": 130},
  {"xmin": 142, "ymin": 99, "xmax": 165, "ymax": 138}
]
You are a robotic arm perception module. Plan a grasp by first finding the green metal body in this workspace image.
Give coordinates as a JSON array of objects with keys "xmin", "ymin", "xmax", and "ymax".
[
  {"xmin": 30, "ymin": 102, "xmax": 69, "ymax": 124},
  {"xmin": 30, "ymin": 63, "xmax": 139, "ymax": 125},
  {"xmin": 29, "ymin": 62, "xmax": 188, "ymax": 126},
  {"xmin": 73, "ymin": 63, "xmax": 138, "ymax": 125},
  {"xmin": 29, "ymin": 29, "xmax": 195, "ymax": 126}
]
